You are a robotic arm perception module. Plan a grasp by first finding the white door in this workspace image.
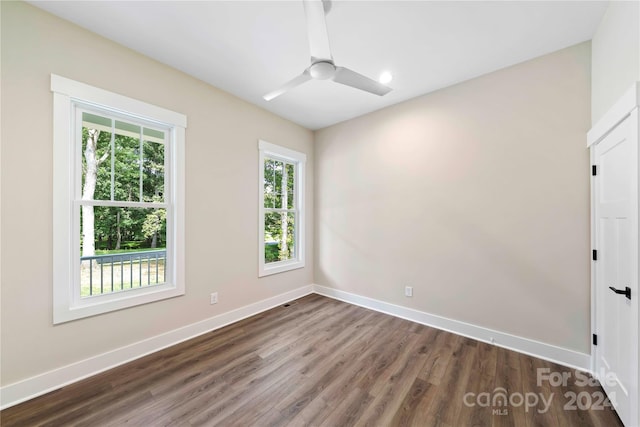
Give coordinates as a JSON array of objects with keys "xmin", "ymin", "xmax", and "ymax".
[{"xmin": 594, "ymin": 113, "xmax": 639, "ymax": 427}]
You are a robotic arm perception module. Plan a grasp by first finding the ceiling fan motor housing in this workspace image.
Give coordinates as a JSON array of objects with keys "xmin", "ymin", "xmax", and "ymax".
[{"xmin": 309, "ymin": 61, "xmax": 336, "ymax": 80}]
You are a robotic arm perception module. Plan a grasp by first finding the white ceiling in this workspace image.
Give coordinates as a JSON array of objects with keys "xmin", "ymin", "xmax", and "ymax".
[{"xmin": 30, "ymin": 1, "xmax": 608, "ymax": 130}]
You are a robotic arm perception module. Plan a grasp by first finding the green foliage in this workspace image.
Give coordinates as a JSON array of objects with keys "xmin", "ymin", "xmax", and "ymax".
[
  {"xmin": 95, "ymin": 245, "xmax": 160, "ymax": 255},
  {"xmin": 265, "ymin": 243, "xmax": 280, "ymax": 263},
  {"xmin": 142, "ymin": 208, "xmax": 167, "ymax": 247},
  {"xmin": 122, "ymin": 241, "xmax": 144, "ymax": 250},
  {"xmin": 95, "ymin": 240, "xmax": 163, "ymax": 252}
]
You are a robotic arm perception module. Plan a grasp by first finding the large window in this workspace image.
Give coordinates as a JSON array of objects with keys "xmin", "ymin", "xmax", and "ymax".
[
  {"xmin": 52, "ymin": 75, "xmax": 186, "ymax": 323},
  {"xmin": 258, "ymin": 140, "xmax": 306, "ymax": 276}
]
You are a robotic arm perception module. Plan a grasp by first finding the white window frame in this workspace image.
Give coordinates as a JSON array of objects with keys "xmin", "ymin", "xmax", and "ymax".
[
  {"xmin": 258, "ymin": 140, "xmax": 306, "ymax": 277},
  {"xmin": 52, "ymin": 74, "xmax": 186, "ymax": 324}
]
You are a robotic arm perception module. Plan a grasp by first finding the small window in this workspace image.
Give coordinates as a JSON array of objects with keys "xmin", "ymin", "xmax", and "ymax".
[
  {"xmin": 52, "ymin": 75, "xmax": 186, "ymax": 323},
  {"xmin": 258, "ymin": 140, "xmax": 306, "ymax": 276}
]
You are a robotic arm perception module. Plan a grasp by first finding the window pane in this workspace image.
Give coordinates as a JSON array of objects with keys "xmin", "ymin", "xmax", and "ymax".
[
  {"xmin": 143, "ymin": 139, "xmax": 165, "ymax": 202},
  {"xmin": 82, "ymin": 112, "xmax": 113, "ymax": 201},
  {"xmin": 286, "ymin": 162, "xmax": 295, "ymax": 209},
  {"xmin": 81, "ymin": 112, "xmax": 166, "ymax": 203},
  {"xmin": 264, "ymin": 159, "xmax": 275, "ymax": 208},
  {"xmin": 113, "ymin": 130, "xmax": 140, "ymax": 202},
  {"xmin": 264, "ymin": 158, "xmax": 285, "ymax": 208},
  {"xmin": 273, "ymin": 159, "xmax": 283, "ymax": 208},
  {"xmin": 80, "ymin": 206, "xmax": 167, "ymax": 297},
  {"xmin": 264, "ymin": 158, "xmax": 296, "ymax": 209},
  {"xmin": 264, "ymin": 211, "xmax": 296, "ymax": 263},
  {"xmin": 273, "ymin": 160, "xmax": 283, "ymax": 203}
]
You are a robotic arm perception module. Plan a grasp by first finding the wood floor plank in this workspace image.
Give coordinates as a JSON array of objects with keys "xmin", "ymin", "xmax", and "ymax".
[
  {"xmin": 388, "ymin": 378, "xmax": 432, "ymax": 426},
  {"xmin": 444, "ymin": 339, "xmax": 480, "ymax": 426},
  {"xmin": 400, "ymin": 378, "xmax": 444, "ymax": 427},
  {"xmin": 455, "ymin": 346, "xmax": 485, "ymax": 427},
  {"xmin": 354, "ymin": 334, "xmax": 430, "ymax": 426},
  {"xmin": 256, "ymin": 298, "xmax": 351, "ymax": 359},
  {"xmin": 519, "ymin": 353, "xmax": 560, "ymax": 427},
  {"xmin": 467, "ymin": 342, "xmax": 498, "ymax": 427},
  {"xmin": 0, "ymin": 295, "xmax": 624, "ymax": 427},
  {"xmin": 274, "ymin": 322, "xmax": 381, "ymax": 420},
  {"xmin": 492, "ymin": 347, "xmax": 527, "ymax": 427},
  {"xmin": 0, "ymin": 377, "xmax": 114, "ymax": 426},
  {"xmin": 418, "ymin": 330, "xmax": 459, "ymax": 385},
  {"xmin": 318, "ymin": 387, "xmax": 374, "ymax": 427}
]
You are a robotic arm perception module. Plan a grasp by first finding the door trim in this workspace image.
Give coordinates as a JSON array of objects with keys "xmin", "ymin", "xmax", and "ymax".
[{"xmin": 588, "ymin": 82, "xmax": 640, "ymax": 148}]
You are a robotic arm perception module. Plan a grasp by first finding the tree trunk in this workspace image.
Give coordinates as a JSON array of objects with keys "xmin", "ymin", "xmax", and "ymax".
[
  {"xmin": 151, "ymin": 232, "xmax": 157, "ymax": 249},
  {"xmin": 81, "ymin": 130, "xmax": 99, "ymax": 257},
  {"xmin": 115, "ymin": 210, "xmax": 122, "ymax": 250},
  {"xmin": 81, "ymin": 129, "xmax": 109, "ymax": 257}
]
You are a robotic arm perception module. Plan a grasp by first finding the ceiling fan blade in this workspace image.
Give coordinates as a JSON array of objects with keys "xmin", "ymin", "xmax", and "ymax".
[
  {"xmin": 303, "ymin": 0, "xmax": 332, "ymax": 60},
  {"xmin": 263, "ymin": 71, "xmax": 312, "ymax": 101},
  {"xmin": 333, "ymin": 66, "xmax": 392, "ymax": 96}
]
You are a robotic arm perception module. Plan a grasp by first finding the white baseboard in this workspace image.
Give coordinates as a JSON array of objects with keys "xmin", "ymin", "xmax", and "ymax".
[
  {"xmin": 313, "ymin": 284, "xmax": 592, "ymax": 372},
  {"xmin": 0, "ymin": 285, "xmax": 313, "ymax": 410}
]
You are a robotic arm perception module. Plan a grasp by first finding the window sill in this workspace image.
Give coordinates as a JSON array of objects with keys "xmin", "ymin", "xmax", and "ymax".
[
  {"xmin": 259, "ymin": 259, "xmax": 305, "ymax": 277},
  {"xmin": 54, "ymin": 285, "xmax": 184, "ymax": 324}
]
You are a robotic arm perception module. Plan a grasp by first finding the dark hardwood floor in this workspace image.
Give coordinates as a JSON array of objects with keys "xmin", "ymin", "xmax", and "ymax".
[{"xmin": 1, "ymin": 294, "xmax": 623, "ymax": 426}]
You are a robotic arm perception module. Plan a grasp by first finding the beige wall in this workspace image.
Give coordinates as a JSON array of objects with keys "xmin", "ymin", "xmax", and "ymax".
[
  {"xmin": 591, "ymin": 0, "xmax": 640, "ymax": 123},
  {"xmin": 314, "ymin": 42, "xmax": 592, "ymax": 353},
  {"xmin": 0, "ymin": 1, "xmax": 313, "ymax": 385}
]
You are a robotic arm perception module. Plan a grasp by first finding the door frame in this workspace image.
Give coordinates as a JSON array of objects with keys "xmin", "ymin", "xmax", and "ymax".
[{"xmin": 588, "ymin": 82, "xmax": 640, "ymax": 427}]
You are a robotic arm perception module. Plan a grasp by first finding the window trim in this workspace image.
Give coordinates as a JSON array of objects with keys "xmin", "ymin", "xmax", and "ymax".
[
  {"xmin": 258, "ymin": 140, "xmax": 306, "ymax": 277},
  {"xmin": 52, "ymin": 74, "xmax": 186, "ymax": 324}
]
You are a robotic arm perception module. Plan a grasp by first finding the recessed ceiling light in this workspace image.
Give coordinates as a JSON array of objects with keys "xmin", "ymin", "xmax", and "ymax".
[{"xmin": 379, "ymin": 71, "xmax": 393, "ymax": 85}]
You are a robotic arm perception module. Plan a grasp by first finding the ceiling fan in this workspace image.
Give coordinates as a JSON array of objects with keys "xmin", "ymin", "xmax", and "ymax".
[{"xmin": 263, "ymin": 0, "xmax": 393, "ymax": 101}]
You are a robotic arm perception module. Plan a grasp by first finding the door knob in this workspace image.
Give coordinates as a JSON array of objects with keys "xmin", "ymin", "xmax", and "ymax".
[{"xmin": 609, "ymin": 286, "xmax": 631, "ymax": 300}]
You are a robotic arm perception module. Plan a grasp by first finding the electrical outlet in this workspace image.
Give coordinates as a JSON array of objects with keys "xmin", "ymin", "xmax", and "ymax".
[
  {"xmin": 210, "ymin": 292, "xmax": 218, "ymax": 305},
  {"xmin": 405, "ymin": 286, "xmax": 413, "ymax": 297}
]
